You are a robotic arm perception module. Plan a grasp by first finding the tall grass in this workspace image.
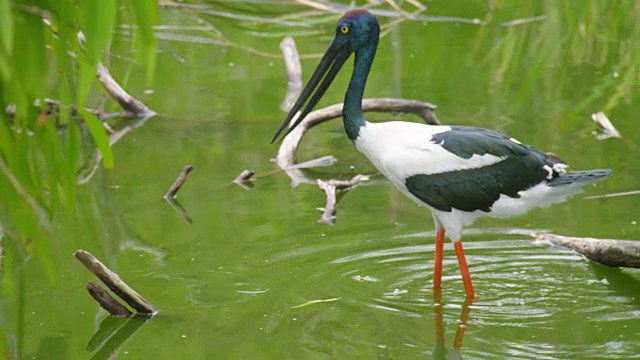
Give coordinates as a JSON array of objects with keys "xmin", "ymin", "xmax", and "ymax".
[{"xmin": 474, "ymin": 0, "xmax": 638, "ymax": 113}]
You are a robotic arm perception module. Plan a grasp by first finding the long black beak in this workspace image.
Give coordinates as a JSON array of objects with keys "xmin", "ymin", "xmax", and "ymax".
[{"xmin": 271, "ymin": 40, "xmax": 351, "ymax": 143}]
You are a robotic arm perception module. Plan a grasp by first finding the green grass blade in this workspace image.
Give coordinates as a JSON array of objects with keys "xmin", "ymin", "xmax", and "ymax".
[
  {"xmin": 78, "ymin": 108, "xmax": 113, "ymax": 168},
  {"xmin": 0, "ymin": 0, "xmax": 13, "ymax": 56}
]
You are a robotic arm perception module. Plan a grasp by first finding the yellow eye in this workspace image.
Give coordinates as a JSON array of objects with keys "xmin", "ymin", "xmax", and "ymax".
[{"xmin": 339, "ymin": 26, "xmax": 349, "ymax": 34}]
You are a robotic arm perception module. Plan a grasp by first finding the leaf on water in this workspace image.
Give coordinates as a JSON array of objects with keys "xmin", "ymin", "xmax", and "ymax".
[{"xmin": 291, "ymin": 297, "xmax": 340, "ymax": 309}]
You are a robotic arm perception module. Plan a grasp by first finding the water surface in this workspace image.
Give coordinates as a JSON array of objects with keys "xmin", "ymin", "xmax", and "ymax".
[{"xmin": 3, "ymin": 1, "xmax": 640, "ymax": 358}]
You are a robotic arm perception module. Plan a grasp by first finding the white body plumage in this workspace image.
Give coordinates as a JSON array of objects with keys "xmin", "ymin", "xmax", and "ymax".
[{"xmin": 355, "ymin": 121, "xmax": 594, "ymax": 241}]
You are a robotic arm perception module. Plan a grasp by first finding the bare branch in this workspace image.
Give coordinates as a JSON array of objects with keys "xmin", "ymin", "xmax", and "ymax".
[
  {"xmin": 317, "ymin": 179, "xmax": 337, "ymax": 224},
  {"xmin": 325, "ymin": 174, "xmax": 369, "ymax": 190},
  {"xmin": 164, "ymin": 165, "xmax": 194, "ymax": 199},
  {"xmin": 316, "ymin": 174, "xmax": 369, "ymax": 224},
  {"xmin": 275, "ymin": 98, "xmax": 439, "ymax": 170},
  {"xmin": 97, "ymin": 63, "xmax": 156, "ymax": 119}
]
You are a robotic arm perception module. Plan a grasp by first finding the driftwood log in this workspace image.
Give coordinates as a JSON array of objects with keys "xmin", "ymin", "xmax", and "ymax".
[{"xmin": 535, "ymin": 234, "xmax": 640, "ymax": 268}]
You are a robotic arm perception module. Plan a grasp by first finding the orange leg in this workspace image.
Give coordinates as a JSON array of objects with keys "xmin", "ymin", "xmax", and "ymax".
[
  {"xmin": 453, "ymin": 240, "xmax": 475, "ymax": 299},
  {"xmin": 433, "ymin": 228, "xmax": 445, "ymax": 290}
]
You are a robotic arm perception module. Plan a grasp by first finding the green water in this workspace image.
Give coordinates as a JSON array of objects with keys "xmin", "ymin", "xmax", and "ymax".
[{"xmin": 3, "ymin": 1, "xmax": 640, "ymax": 359}]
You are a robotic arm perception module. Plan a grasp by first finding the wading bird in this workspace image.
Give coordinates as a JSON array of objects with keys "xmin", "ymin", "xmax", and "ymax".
[{"xmin": 271, "ymin": 10, "xmax": 612, "ymax": 299}]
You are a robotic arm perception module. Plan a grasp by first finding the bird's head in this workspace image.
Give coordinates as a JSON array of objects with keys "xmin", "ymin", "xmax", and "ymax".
[
  {"xmin": 271, "ymin": 10, "xmax": 380, "ymax": 143},
  {"xmin": 333, "ymin": 10, "xmax": 380, "ymax": 53}
]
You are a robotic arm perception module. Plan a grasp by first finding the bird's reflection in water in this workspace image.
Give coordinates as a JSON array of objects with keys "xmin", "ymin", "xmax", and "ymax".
[{"xmin": 432, "ymin": 291, "xmax": 472, "ymax": 360}]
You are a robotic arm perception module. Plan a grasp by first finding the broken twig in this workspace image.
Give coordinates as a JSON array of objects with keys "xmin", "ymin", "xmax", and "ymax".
[
  {"xmin": 74, "ymin": 250, "xmax": 157, "ymax": 316},
  {"xmin": 164, "ymin": 165, "xmax": 194, "ymax": 199},
  {"xmin": 234, "ymin": 169, "xmax": 255, "ymax": 184},
  {"xmin": 591, "ymin": 112, "xmax": 621, "ymax": 140},
  {"xmin": 325, "ymin": 174, "xmax": 369, "ymax": 190}
]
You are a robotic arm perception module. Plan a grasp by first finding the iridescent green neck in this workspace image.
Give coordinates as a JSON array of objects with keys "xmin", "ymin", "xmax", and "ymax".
[{"xmin": 343, "ymin": 43, "xmax": 376, "ymax": 141}]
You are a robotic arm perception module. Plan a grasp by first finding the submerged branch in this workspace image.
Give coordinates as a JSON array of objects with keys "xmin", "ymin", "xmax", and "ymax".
[
  {"xmin": 234, "ymin": 169, "xmax": 255, "ymax": 190},
  {"xmin": 164, "ymin": 165, "xmax": 194, "ymax": 199},
  {"xmin": 535, "ymin": 234, "xmax": 640, "ymax": 268},
  {"xmin": 317, "ymin": 179, "xmax": 337, "ymax": 224},
  {"xmin": 325, "ymin": 174, "xmax": 369, "ymax": 190},
  {"xmin": 86, "ymin": 282, "xmax": 133, "ymax": 317},
  {"xmin": 97, "ymin": 63, "xmax": 156, "ymax": 119},
  {"xmin": 75, "ymin": 250, "xmax": 157, "ymax": 316},
  {"xmin": 316, "ymin": 174, "xmax": 368, "ymax": 224},
  {"xmin": 280, "ymin": 156, "xmax": 338, "ymax": 188}
]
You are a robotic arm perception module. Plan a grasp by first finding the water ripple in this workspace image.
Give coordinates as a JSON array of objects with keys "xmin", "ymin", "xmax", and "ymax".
[{"xmin": 261, "ymin": 227, "xmax": 640, "ymax": 358}]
